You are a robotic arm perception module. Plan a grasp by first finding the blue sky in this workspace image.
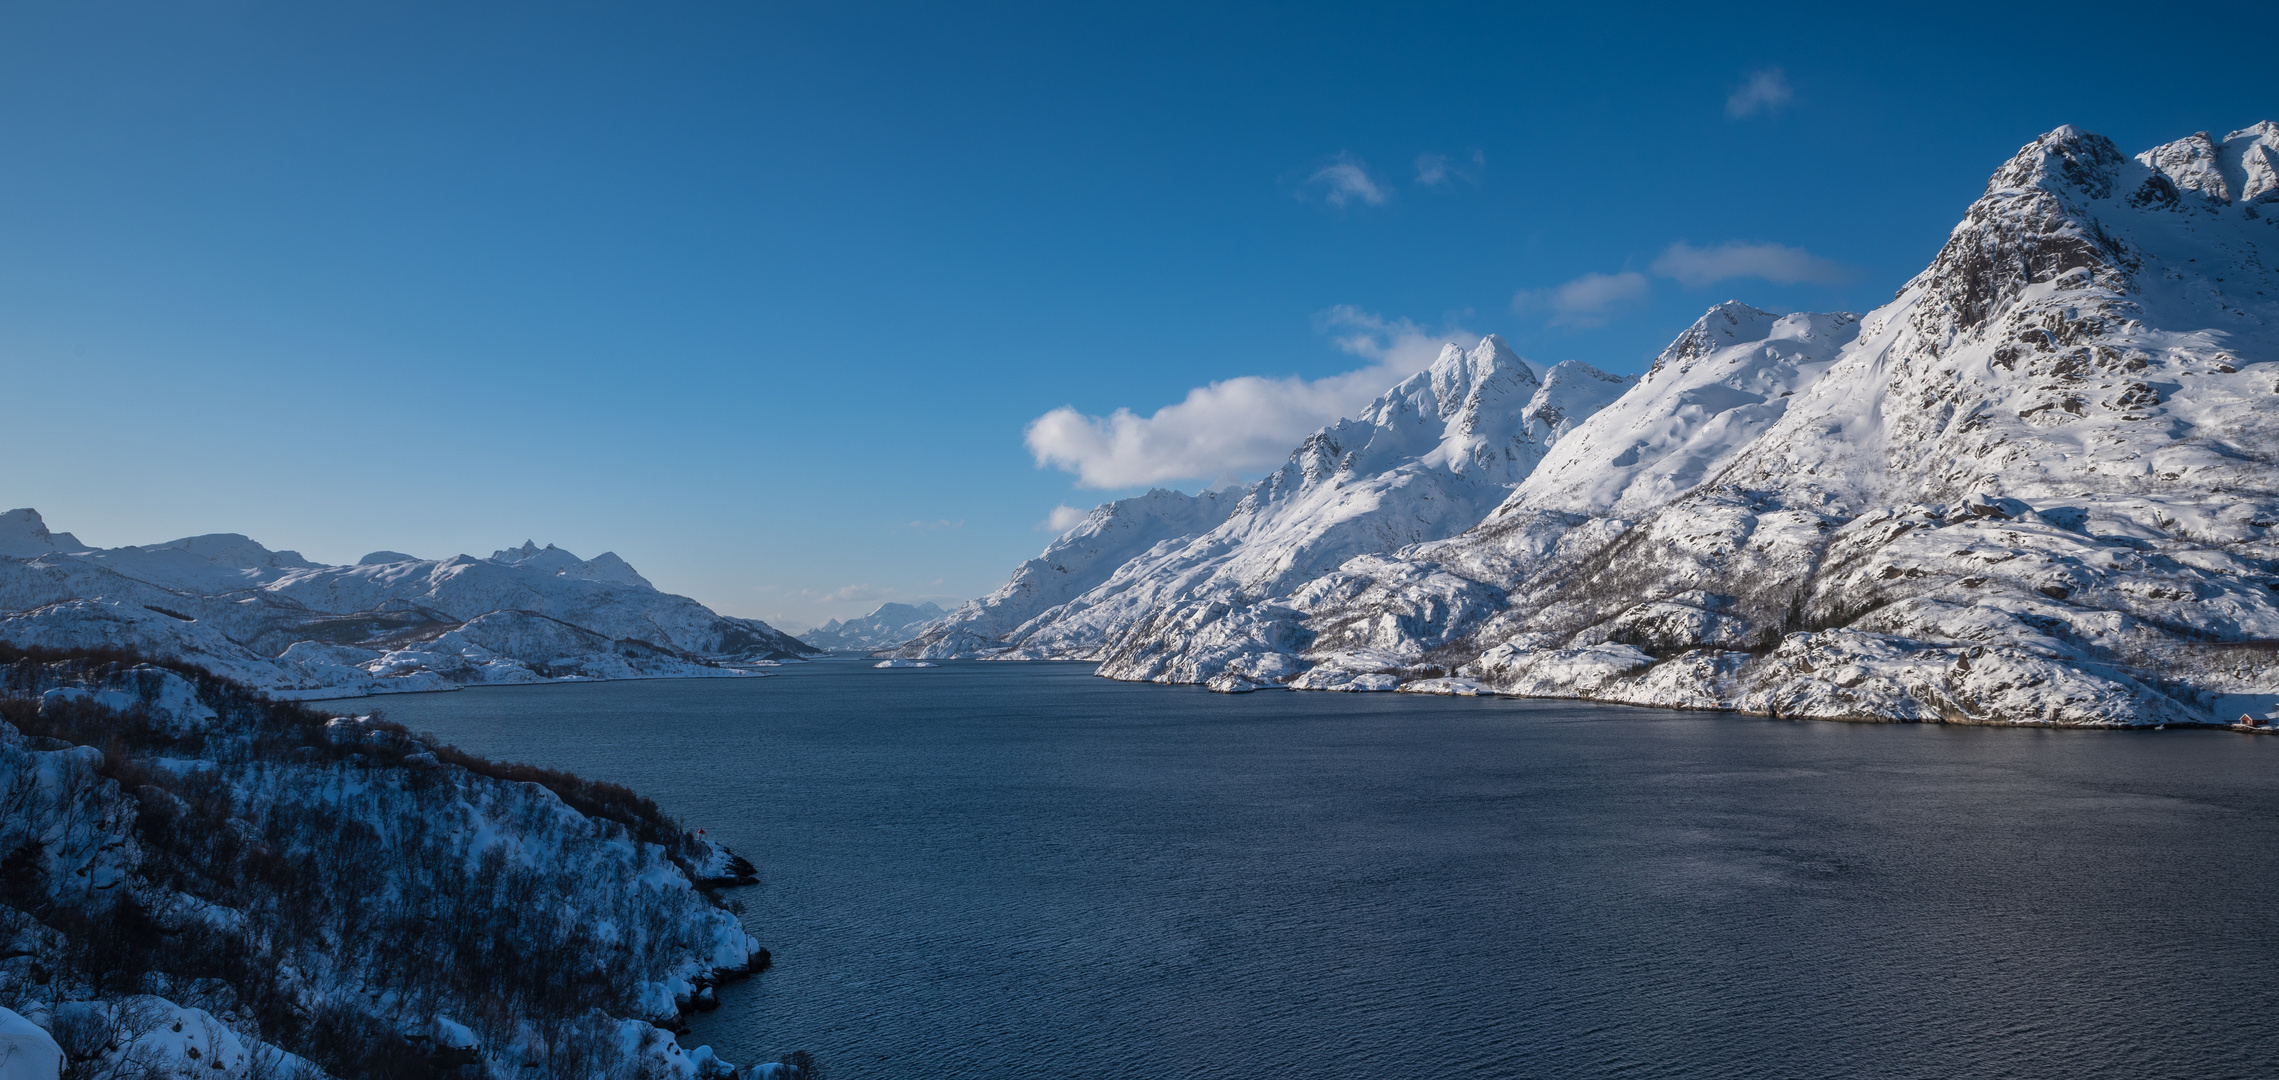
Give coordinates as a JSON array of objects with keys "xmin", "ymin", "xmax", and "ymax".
[{"xmin": 2, "ymin": 1, "xmax": 2273, "ymax": 629}]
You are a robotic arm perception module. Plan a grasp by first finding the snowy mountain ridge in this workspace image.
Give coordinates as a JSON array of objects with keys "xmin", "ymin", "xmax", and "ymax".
[
  {"xmin": 929, "ymin": 122, "xmax": 2279, "ymax": 724},
  {"xmin": 798, "ymin": 600, "xmax": 948, "ymax": 652},
  {"xmin": 894, "ymin": 335, "xmax": 1633, "ymax": 672},
  {"xmin": 0, "ymin": 511, "xmax": 815, "ymax": 698}
]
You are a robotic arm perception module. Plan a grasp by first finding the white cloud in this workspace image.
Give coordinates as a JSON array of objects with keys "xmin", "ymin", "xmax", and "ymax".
[
  {"xmin": 1513, "ymin": 271, "xmax": 1651, "ymax": 328},
  {"xmin": 1412, "ymin": 152, "xmax": 1449, "ymax": 186},
  {"xmin": 803, "ymin": 583, "xmax": 892, "ymax": 604},
  {"xmin": 1041, "ymin": 505, "xmax": 1090, "ymax": 532},
  {"xmin": 1414, "ymin": 148, "xmax": 1484, "ymax": 187},
  {"xmin": 1304, "ymin": 153, "xmax": 1391, "ymax": 207},
  {"xmin": 1726, "ymin": 68, "xmax": 1793, "ymax": 119},
  {"xmin": 1023, "ymin": 306, "xmax": 1476, "ymax": 489},
  {"xmin": 1651, "ymin": 241, "xmax": 1846, "ymax": 287}
]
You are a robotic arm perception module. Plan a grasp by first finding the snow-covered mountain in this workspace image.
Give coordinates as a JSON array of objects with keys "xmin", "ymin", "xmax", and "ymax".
[
  {"xmin": 798, "ymin": 600, "xmax": 948, "ymax": 653},
  {"xmin": 895, "ymin": 336, "xmax": 1632, "ymax": 676},
  {"xmin": 934, "ymin": 122, "xmax": 2279, "ymax": 725},
  {"xmin": 1296, "ymin": 122, "xmax": 2279, "ymax": 723},
  {"xmin": 892, "ymin": 486, "xmax": 1244, "ymax": 658},
  {"xmin": 0, "ymin": 511, "xmax": 816, "ymax": 698}
]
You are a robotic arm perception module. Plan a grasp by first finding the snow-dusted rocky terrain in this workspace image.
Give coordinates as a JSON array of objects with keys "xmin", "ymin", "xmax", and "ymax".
[
  {"xmin": 920, "ymin": 123, "xmax": 2279, "ymax": 725},
  {"xmin": 798, "ymin": 601, "xmax": 947, "ymax": 653},
  {"xmin": 0, "ymin": 646, "xmax": 768, "ymax": 1078},
  {"xmin": 895, "ymin": 337, "xmax": 1631, "ymax": 672},
  {"xmin": 0, "ymin": 511, "xmax": 815, "ymax": 699}
]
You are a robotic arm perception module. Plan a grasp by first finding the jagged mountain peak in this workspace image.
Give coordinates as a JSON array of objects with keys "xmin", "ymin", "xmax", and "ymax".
[
  {"xmin": 1356, "ymin": 335, "xmax": 1536, "ymax": 437},
  {"xmin": 1985, "ymin": 124, "xmax": 2128, "ymax": 202},
  {"xmin": 1299, "ymin": 333, "xmax": 1564, "ymax": 489},
  {"xmin": 1650, "ymin": 301, "xmax": 1781, "ymax": 373},
  {"xmin": 0, "ymin": 507, "xmax": 86, "ymax": 558},
  {"xmin": 2219, "ymin": 120, "xmax": 2279, "ymax": 203},
  {"xmin": 2137, "ymin": 130, "xmax": 2230, "ymax": 203},
  {"xmin": 483, "ymin": 542, "xmax": 653, "ymax": 589},
  {"xmin": 2135, "ymin": 122, "xmax": 2279, "ymax": 207},
  {"xmin": 1892, "ymin": 124, "xmax": 2173, "ymax": 346},
  {"xmin": 1507, "ymin": 303, "xmax": 1860, "ymax": 516},
  {"xmin": 1424, "ymin": 334, "xmax": 1538, "ymax": 420},
  {"xmin": 899, "ymin": 326, "xmax": 1633, "ymax": 666},
  {"xmin": 1771, "ymin": 120, "xmax": 2279, "ymax": 506}
]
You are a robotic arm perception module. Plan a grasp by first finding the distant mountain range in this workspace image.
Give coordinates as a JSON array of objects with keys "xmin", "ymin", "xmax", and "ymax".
[
  {"xmin": 0, "ymin": 509, "xmax": 816, "ymax": 697},
  {"xmin": 798, "ymin": 601, "xmax": 947, "ymax": 653},
  {"xmin": 899, "ymin": 122, "xmax": 2279, "ymax": 727}
]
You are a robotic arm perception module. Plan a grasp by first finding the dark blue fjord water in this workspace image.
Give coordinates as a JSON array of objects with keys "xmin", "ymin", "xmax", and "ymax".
[{"xmin": 379, "ymin": 659, "xmax": 2279, "ymax": 1080}]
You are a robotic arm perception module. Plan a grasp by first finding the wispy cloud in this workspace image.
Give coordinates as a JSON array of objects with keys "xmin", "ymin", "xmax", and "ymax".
[
  {"xmin": 1725, "ymin": 68, "xmax": 1793, "ymax": 119},
  {"xmin": 1303, "ymin": 153, "xmax": 1392, "ymax": 207},
  {"xmin": 1651, "ymin": 241, "xmax": 1846, "ymax": 287},
  {"xmin": 1040, "ymin": 505, "xmax": 1091, "ymax": 532},
  {"xmin": 1023, "ymin": 306, "xmax": 1476, "ymax": 488},
  {"xmin": 1513, "ymin": 271, "xmax": 1651, "ymax": 328},
  {"xmin": 899, "ymin": 519, "xmax": 963, "ymax": 532},
  {"xmin": 1414, "ymin": 149, "xmax": 1484, "ymax": 187}
]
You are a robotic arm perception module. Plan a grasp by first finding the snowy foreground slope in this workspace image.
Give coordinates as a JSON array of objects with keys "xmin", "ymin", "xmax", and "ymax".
[
  {"xmin": 0, "ymin": 647, "xmax": 773, "ymax": 1079},
  {"xmin": 0, "ymin": 512, "xmax": 815, "ymax": 699},
  {"xmin": 929, "ymin": 123, "xmax": 2279, "ymax": 725}
]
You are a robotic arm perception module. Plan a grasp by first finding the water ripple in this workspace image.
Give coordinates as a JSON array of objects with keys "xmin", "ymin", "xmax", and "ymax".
[{"xmin": 384, "ymin": 660, "xmax": 2279, "ymax": 1080}]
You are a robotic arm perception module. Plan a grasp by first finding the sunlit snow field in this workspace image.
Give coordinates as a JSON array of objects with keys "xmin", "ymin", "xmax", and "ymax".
[{"xmin": 381, "ymin": 659, "xmax": 2279, "ymax": 1079}]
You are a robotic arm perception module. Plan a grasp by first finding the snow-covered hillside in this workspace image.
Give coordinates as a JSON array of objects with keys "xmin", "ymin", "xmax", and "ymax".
[
  {"xmin": 798, "ymin": 601, "xmax": 948, "ymax": 653},
  {"xmin": 941, "ymin": 123, "xmax": 2279, "ymax": 725},
  {"xmin": 1364, "ymin": 122, "xmax": 2279, "ymax": 725},
  {"xmin": 0, "ymin": 512, "xmax": 816, "ymax": 699},
  {"xmin": 0, "ymin": 646, "xmax": 770, "ymax": 1078},
  {"xmin": 1306, "ymin": 123, "xmax": 2279, "ymax": 723},
  {"xmin": 893, "ymin": 487, "xmax": 1244, "ymax": 658},
  {"xmin": 895, "ymin": 336, "xmax": 1632, "ymax": 674}
]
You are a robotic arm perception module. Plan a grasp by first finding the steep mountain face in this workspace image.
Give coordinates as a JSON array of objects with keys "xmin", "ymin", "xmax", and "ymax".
[
  {"xmin": 799, "ymin": 600, "xmax": 948, "ymax": 652},
  {"xmin": 0, "ymin": 512, "xmax": 816, "ymax": 698},
  {"xmin": 1290, "ymin": 123, "xmax": 2279, "ymax": 724},
  {"xmin": 924, "ymin": 123, "xmax": 2279, "ymax": 724},
  {"xmin": 892, "ymin": 487, "xmax": 1242, "ymax": 658},
  {"xmin": 897, "ymin": 336, "xmax": 1632, "ymax": 678},
  {"xmin": 1516, "ymin": 303, "xmax": 1861, "ymax": 517}
]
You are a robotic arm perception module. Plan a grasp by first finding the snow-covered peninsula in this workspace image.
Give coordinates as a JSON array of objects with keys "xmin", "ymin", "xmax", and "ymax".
[
  {"xmin": 0, "ymin": 645, "xmax": 768, "ymax": 1078},
  {"xmin": 0, "ymin": 512, "xmax": 816, "ymax": 699},
  {"xmin": 903, "ymin": 122, "xmax": 2279, "ymax": 727}
]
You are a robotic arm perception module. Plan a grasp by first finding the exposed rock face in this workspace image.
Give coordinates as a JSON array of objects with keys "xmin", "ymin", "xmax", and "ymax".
[
  {"xmin": 942, "ymin": 123, "xmax": 2279, "ymax": 725},
  {"xmin": 1297, "ymin": 123, "xmax": 2279, "ymax": 724},
  {"xmin": 0, "ymin": 512, "xmax": 816, "ymax": 698}
]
